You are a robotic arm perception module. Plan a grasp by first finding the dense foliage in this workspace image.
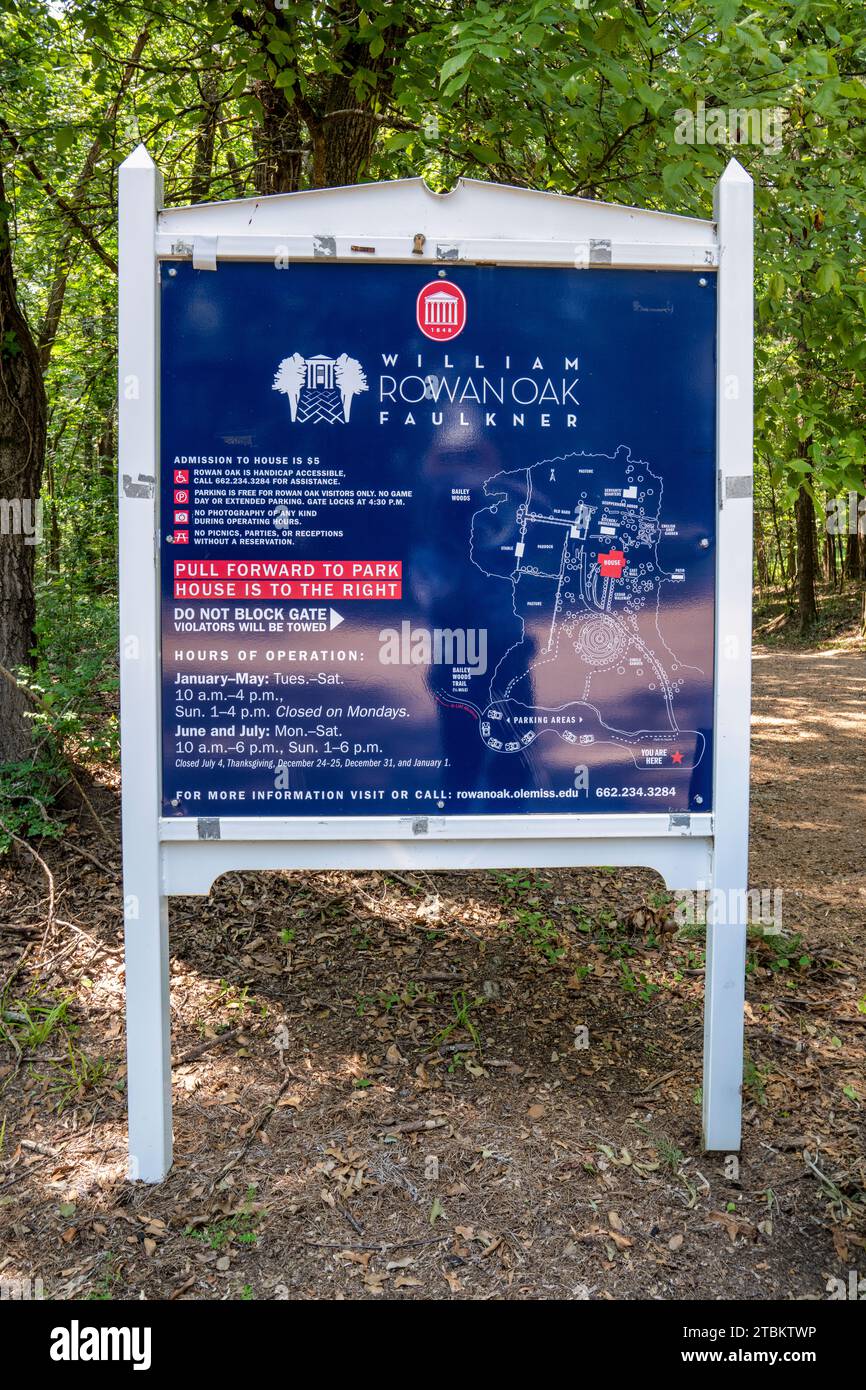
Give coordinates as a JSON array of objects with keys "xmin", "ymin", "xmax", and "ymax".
[{"xmin": 0, "ymin": 0, "xmax": 863, "ymax": 795}]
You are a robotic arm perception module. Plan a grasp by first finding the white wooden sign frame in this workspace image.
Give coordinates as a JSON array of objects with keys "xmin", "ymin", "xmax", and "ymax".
[{"xmin": 118, "ymin": 147, "xmax": 753, "ymax": 1182}]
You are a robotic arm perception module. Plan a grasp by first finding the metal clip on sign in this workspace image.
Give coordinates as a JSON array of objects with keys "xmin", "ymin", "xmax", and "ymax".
[{"xmin": 118, "ymin": 151, "xmax": 753, "ymax": 1182}]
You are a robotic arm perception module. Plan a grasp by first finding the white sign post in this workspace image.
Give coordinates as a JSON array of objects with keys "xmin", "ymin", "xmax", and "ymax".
[{"xmin": 118, "ymin": 148, "xmax": 752, "ymax": 1182}]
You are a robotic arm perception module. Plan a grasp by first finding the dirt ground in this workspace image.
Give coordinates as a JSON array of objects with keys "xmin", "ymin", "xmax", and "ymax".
[{"xmin": 1, "ymin": 644, "xmax": 864, "ymax": 1302}]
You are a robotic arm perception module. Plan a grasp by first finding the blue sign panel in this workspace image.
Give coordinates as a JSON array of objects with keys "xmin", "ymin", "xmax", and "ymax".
[{"xmin": 160, "ymin": 263, "xmax": 716, "ymax": 818}]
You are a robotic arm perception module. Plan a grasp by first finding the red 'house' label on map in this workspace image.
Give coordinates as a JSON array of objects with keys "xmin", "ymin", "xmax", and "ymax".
[{"xmin": 598, "ymin": 549, "xmax": 625, "ymax": 578}]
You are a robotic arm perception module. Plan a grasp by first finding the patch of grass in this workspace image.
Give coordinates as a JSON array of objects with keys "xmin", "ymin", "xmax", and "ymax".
[
  {"xmin": 656, "ymin": 1134, "xmax": 686, "ymax": 1175},
  {"xmin": 186, "ymin": 1186, "xmax": 261, "ymax": 1250},
  {"xmin": 1, "ymin": 992, "xmax": 72, "ymax": 1052},
  {"xmin": 1, "ymin": 584, "xmax": 120, "ymax": 852},
  {"xmin": 431, "ymin": 989, "xmax": 484, "ymax": 1053},
  {"xmin": 747, "ymin": 927, "xmax": 811, "ymax": 979},
  {"xmin": 494, "ymin": 870, "xmax": 535, "ymax": 903},
  {"xmin": 633, "ymin": 1122, "xmax": 688, "ymax": 1179},
  {"xmin": 86, "ymin": 1267, "xmax": 121, "ymax": 1301},
  {"xmin": 743, "ymin": 1051, "xmax": 768, "ymax": 1107},
  {"xmin": 513, "ymin": 909, "xmax": 565, "ymax": 963},
  {"xmin": 594, "ymin": 917, "xmax": 638, "ymax": 960},
  {"xmin": 618, "ymin": 962, "xmax": 659, "ymax": 1003},
  {"xmin": 675, "ymin": 917, "xmax": 706, "ymax": 941},
  {"xmin": 672, "ymin": 944, "xmax": 705, "ymax": 980},
  {"xmin": 648, "ymin": 890, "xmax": 673, "ymax": 910},
  {"xmin": 46, "ymin": 1042, "xmax": 111, "ymax": 1113},
  {"xmin": 216, "ymin": 980, "xmax": 251, "ymax": 1012},
  {"xmin": 0, "ymin": 759, "xmax": 66, "ymax": 854},
  {"xmin": 196, "ymin": 1019, "xmax": 237, "ymax": 1041},
  {"xmin": 355, "ymin": 983, "xmax": 426, "ymax": 1018}
]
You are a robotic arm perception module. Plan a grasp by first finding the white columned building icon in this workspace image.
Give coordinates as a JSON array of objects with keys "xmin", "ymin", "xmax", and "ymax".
[
  {"xmin": 423, "ymin": 290, "xmax": 459, "ymax": 327},
  {"xmin": 306, "ymin": 355, "xmax": 336, "ymax": 389}
]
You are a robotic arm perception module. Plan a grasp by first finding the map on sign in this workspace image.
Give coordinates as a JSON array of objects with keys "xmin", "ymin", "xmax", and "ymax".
[
  {"xmin": 159, "ymin": 262, "xmax": 716, "ymax": 817},
  {"xmin": 464, "ymin": 446, "xmax": 705, "ymax": 774}
]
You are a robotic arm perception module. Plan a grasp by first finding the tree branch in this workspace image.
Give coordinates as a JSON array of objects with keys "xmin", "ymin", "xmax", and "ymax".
[{"xmin": 0, "ymin": 116, "xmax": 118, "ymax": 273}]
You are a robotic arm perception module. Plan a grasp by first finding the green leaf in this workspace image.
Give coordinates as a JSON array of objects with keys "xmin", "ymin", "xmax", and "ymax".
[
  {"xmin": 522, "ymin": 24, "xmax": 545, "ymax": 47},
  {"xmin": 634, "ymin": 82, "xmax": 664, "ymax": 116},
  {"xmin": 815, "ymin": 263, "xmax": 841, "ymax": 294},
  {"xmin": 440, "ymin": 49, "xmax": 473, "ymax": 84}
]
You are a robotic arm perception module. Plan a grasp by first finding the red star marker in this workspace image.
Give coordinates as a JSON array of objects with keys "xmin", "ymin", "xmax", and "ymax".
[
  {"xmin": 671, "ymin": 750, "xmax": 683, "ymax": 765},
  {"xmin": 598, "ymin": 548, "xmax": 625, "ymax": 578}
]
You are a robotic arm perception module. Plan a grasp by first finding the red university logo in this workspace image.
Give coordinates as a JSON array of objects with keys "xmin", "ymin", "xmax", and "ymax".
[{"xmin": 416, "ymin": 281, "xmax": 467, "ymax": 341}]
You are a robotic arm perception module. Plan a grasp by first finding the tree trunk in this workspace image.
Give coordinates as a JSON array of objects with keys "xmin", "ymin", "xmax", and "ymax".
[
  {"xmin": 232, "ymin": 4, "xmax": 407, "ymax": 194},
  {"xmin": 785, "ymin": 519, "xmax": 796, "ymax": 584},
  {"xmin": 767, "ymin": 482, "xmax": 787, "ymax": 593},
  {"xmin": 190, "ymin": 73, "xmax": 220, "ymax": 203},
  {"xmin": 823, "ymin": 495, "xmax": 836, "ymax": 588},
  {"xmin": 754, "ymin": 507, "xmax": 769, "ymax": 591},
  {"xmin": 844, "ymin": 522, "xmax": 859, "ymax": 581},
  {"xmin": 794, "ymin": 484, "xmax": 818, "ymax": 634},
  {"xmin": 0, "ymin": 159, "xmax": 47, "ymax": 761},
  {"xmin": 310, "ymin": 98, "xmax": 379, "ymax": 189},
  {"xmin": 38, "ymin": 241, "xmax": 71, "ymax": 370},
  {"xmin": 45, "ymin": 444, "xmax": 60, "ymax": 574},
  {"xmin": 252, "ymin": 80, "xmax": 304, "ymax": 194},
  {"xmin": 98, "ymin": 405, "xmax": 115, "ymax": 487}
]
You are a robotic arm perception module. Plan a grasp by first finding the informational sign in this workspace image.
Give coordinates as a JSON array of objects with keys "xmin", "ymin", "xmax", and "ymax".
[
  {"xmin": 120, "ymin": 151, "xmax": 754, "ymax": 1180},
  {"xmin": 160, "ymin": 264, "xmax": 716, "ymax": 820}
]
